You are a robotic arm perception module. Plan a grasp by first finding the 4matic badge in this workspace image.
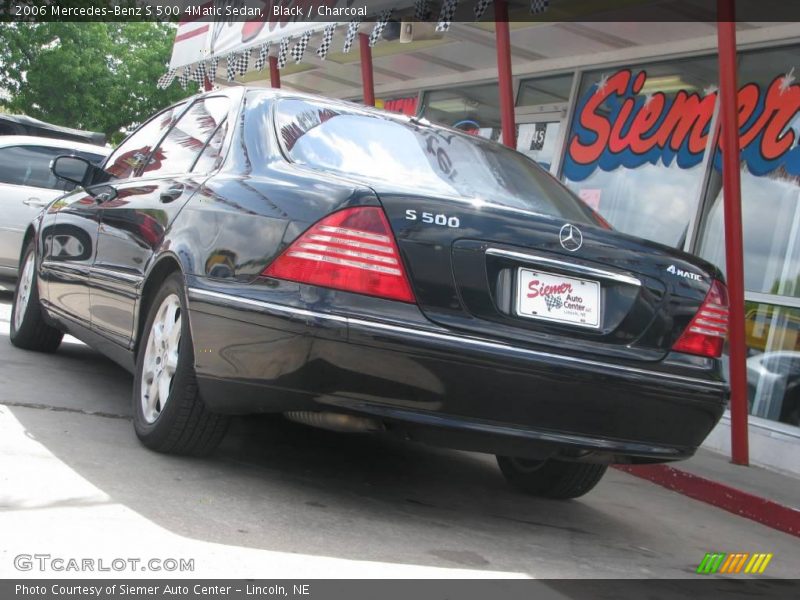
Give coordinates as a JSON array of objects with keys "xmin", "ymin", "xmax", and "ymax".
[{"xmin": 666, "ymin": 264, "xmax": 703, "ymax": 281}]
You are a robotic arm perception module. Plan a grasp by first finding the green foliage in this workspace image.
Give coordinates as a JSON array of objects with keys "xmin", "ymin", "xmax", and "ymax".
[
  {"xmin": 771, "ymin": 275, "xmax": 800, "ymax": 297},
  {"xmin": 0, "ymin": 22, "xmax": 193, "ymax": 142}
]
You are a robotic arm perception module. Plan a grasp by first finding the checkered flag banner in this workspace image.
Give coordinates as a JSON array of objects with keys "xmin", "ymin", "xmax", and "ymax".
[
  {"xmin": 291, "ymin": 31, "xmax": 312, "ymax": 63},
  {"xmin": 414, "ymin": 0, "xmax": 430, "ymax": 20},
  {"xmin": 531, "ymin": 0, "xmax": 549, "ymax": 14},
  {"xmin": 234, "ymin": 50, "xmax": 249, "ymax": 76},
  {"xmin": 369, "ymin": 10, "xmax": 393, "ymax": 47},
  {"xmin": 178, "ymin": 67, "xmax": 192, "ymax": 89},
  {"xmin": 316, "ymin": 24, "xmax": 336, "ymax": 60},
  {"xmin": 254, "ymin": 42, "xmax": 270, "ymax": 71},
  {"xmin": 192, "ymin": 60, "xmax": 208, "ymax": 84},
  {"xmin": 342, "ymin": 18, "xmax": 361, "ymax": 53},
  {"xmin": 207, "ymin": 56, "xmax": 219, "ymax": 83},
  {"xmin": 157, "ymin": 68, "xmax": 177, "ymax": 89},
  {"xmin": 436, "ymin": 0, "xmax": 459, "ymax": 32},
  {"xmin": 474, "ymin": 0, "xmax": 491, "ymax": 19},
  {"xmin": 226, "ymin": 54, "xmax": 236, "ymax": 81},
  {"xmin": 277, "ymin": 38, "xmax": 290, "ymax": 69}
]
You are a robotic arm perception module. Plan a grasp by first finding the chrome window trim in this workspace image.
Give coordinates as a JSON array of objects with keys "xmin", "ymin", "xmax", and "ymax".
[
  {"xmin": 485, "ymin": 247, "xmax": 642, "ymax": 287},
  {"xmin": 90, "ymin": 266, "xmax": 144, "ymax": 284},
  {"xmin": 187, "ymin": 288, "xmax": 725, "ymax": 390}
]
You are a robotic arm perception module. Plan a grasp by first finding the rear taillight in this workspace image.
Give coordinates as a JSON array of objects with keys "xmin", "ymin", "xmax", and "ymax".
[
  {"xmin": 263, "ymin": 206, "xmax": 415, "ymax": 303},
  {"xmin": 672, "ymin": 279, "xmax": 729, "ymax": 358}
]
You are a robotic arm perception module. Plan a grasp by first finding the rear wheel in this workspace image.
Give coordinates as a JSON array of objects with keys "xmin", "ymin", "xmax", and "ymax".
[
  {"xmin": 132, "ymin": 273, "xmax": 229, "ymax": 455},
  {"xmin": 497, "ymin": 455, "xmax": 607, "ymax": 499},
  {"xmin": 10, "ymin": 241, "xmax": 63, "ymax": 353}
]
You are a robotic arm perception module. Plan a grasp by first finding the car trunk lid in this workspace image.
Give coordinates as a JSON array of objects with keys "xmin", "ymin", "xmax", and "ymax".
[{"xmin": 375, "ymin": 192, "xmax": 717, "ymax": 362}]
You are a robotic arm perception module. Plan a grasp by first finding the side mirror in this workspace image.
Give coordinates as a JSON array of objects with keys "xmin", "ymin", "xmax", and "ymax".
[{"xmin": 51, "ymin": 155, "xmax": 92, "ymax": 188}]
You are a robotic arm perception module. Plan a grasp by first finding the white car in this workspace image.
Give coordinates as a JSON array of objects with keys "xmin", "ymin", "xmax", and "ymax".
[
  {"xmin": 745, "ymin": 350, "xmax": 800, "ymax": 425},
  {"xmin": 0, "ymin": 136, "xmax": 108, "ymax": 278}
]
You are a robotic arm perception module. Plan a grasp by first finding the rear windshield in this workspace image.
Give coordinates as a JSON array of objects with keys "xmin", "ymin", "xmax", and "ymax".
[{"xmin": 273, "ymin": 98, "xmax": 594, "ymax": 223}]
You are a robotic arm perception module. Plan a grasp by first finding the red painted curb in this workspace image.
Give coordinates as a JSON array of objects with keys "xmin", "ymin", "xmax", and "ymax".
[{"xmin": 614, "ymin": 464, "xmax": 800, "ymax": 538}]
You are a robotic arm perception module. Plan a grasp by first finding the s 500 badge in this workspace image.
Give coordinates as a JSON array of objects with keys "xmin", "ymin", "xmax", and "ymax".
[{"xmin": 405, "ymin": 210, "xmax": 460, "ymax": 228}]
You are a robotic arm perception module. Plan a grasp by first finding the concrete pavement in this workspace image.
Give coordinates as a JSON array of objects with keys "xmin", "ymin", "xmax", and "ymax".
[{"xmin": 1, "ymin": 291, "xmax": 798, "ymax": 578}]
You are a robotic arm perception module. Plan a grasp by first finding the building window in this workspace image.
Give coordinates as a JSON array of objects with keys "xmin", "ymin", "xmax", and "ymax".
[
  {"xmin": 561, "ymin": 56, "xmax": 719, "ymax": 247},
  {"xmin": 698, "ymin": 46, "xmax": 800, "ymax": 297},
  {"xmin": 699, "ymin": 172, "xmax": 800, "ymax": 298},
  {"xmin": 517, "ymin": 73, "xmax": 574, "ymax": 106},
  {"xmin": 697, "ymin": 44, "xmax": 800, "ymax": 428},
  {"xmin": 737, "ymin": 302, "xmax": 800, "ymax": 427},
  {"xmin": 516, "ymin": 73, "xmax": 574, "ymax": 171},
  {"xmin": 420, "ymin": 83, "xmax": 501, "ymax": 141}
]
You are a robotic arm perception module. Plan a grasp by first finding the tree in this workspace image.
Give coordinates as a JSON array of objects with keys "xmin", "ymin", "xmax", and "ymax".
[{"xmin": 0, "ymin": 22, "xmax": 193, "ymax": 144}]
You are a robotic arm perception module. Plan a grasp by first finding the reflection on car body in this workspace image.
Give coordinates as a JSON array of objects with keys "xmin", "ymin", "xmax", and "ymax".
[{"xmin": 44, "ymin": 226, "xmax": 91, "ymax": 261}]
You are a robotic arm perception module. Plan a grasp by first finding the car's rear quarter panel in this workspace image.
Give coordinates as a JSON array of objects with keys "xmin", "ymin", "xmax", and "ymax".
[{"xmin": 167, "ymin": 168, "xmax": 380, "ymax": 281}]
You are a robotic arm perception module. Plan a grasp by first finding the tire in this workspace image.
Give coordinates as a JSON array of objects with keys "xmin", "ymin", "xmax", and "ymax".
[
  {"xmin": 10, "ymin": 241, "xmax": 63, "ymax": 353},
  {"xmin": 132, "ymin": 272, "xmax": 229, "ymax": 456},
  {"xmin": 497, "ymin": 455, "xmax": 607, "ymax": 499}
]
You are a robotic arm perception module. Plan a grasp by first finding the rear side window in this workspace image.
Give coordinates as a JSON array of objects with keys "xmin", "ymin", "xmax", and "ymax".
[
  {"xmin": 274, "ymin": 98, "xmax": 592, "ymax": 222},
  {"xmin": 144, "ymin": 96, "xmax": 231, "ymax": 177},
  {"xmin": 104, "ymin": 102, "xmax": 186, "ymax": 180},
  {"xmin": 0, "ymin": 145, "xmax": 103, "ymax": 190},
  {"xmin": 192, "ymin": 118, "xmax": 229, "ymax": 174}
]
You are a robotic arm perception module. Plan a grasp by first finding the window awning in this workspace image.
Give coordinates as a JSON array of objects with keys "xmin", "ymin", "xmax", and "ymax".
[
  {"xmin": 159, "ymin": 0, "xmax": 552, "ymax": 89},
  {"xmin": 167, "ymin": 0, "xmax": 406, "ymax": 72}
]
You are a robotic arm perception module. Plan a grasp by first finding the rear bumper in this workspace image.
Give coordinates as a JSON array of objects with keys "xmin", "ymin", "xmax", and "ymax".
[{"xmin": 186, "ymin": 281, "xmax": 728, "ymax": 463}]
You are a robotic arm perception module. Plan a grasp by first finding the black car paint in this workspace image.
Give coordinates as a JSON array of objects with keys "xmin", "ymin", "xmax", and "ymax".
[
  {"xmin": 28, "ymin": 88, "xmax": 728, "ymax": 464},
  {"xmin": 377, "ymin": 193, "xmax": 719, "ymax": 362}
]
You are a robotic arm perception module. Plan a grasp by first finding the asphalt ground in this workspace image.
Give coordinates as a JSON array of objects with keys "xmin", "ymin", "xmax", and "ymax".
[{"xmin": 1, "ymin": 290, "xmax": 798, "ymax": 579}]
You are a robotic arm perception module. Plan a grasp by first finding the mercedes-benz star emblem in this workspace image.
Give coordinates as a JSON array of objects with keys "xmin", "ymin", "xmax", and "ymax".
[{"xmin": 559, "ymin": 223, "xmax": 583, "ymax": 252}]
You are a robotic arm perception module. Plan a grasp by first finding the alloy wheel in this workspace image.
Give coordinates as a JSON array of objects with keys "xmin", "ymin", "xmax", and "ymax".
[
  {"xmin": 14, "ymin": 253, "xmax": 35, "ymax": 331},
  {"xmin": 140, "ymin": 294, "xmax": 182, "ymax": 424}
]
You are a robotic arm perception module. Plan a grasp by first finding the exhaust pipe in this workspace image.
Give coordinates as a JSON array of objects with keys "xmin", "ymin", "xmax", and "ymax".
[{"xmin": 283, "ymin": 411, "xmax": 384, "ymax": 433}]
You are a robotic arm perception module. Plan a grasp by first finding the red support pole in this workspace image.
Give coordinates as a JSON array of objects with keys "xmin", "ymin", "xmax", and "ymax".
[
  {"xmin": 495, "ymin": 0, "xmax": 516, "ymax": 148},
  {"xmin": 717, "ymin": 0, "xmax": 749, "ymax": 465},
  {"xmin": 269, "ymin": 56, "xmax": 280, "ymax": 89},
  {"xmin": 359, "ymin": 33, "xmax": 375, "ymax": 106}
]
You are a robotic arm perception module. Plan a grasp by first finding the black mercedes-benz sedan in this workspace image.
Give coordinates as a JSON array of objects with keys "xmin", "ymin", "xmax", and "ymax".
[{"xmin": 10, "ymin": 87, "xmax": 729, "ymax": 499}]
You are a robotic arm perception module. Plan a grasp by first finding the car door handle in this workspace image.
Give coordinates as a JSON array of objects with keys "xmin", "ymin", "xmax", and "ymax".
[
  {"xmin": 160, "ymin": 184, "xmax": 185, "ymax": 203},
  {"xmin": 23, "ymin": 197, "xmax": 47, "ymax": 208}
]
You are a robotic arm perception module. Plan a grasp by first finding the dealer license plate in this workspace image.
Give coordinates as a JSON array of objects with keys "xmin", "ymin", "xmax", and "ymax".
[{"xmin": 515, "ymin": 268, "xmax": 600, "ymax": 328}]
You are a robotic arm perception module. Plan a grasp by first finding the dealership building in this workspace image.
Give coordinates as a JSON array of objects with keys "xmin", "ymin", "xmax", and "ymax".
[{"xmin": 168, "ymin": 6, "xmax": 800, "ymax": 474}]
